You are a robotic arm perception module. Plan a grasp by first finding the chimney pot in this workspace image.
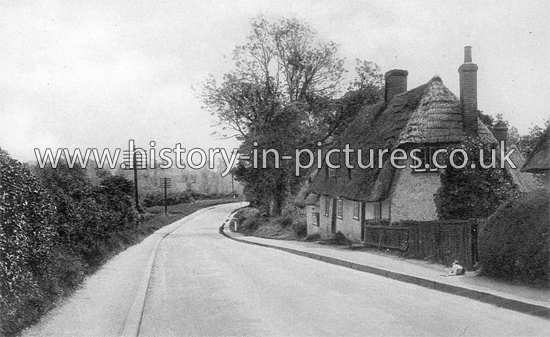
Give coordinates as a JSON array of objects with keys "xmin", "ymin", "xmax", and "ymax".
[
  {"xmin": 493, "ymin": 121, "xmax": 509, "ymax": 148},
  {"xmin": 464, "ymin": 46, "xmax": 472, "ymax": 63}
]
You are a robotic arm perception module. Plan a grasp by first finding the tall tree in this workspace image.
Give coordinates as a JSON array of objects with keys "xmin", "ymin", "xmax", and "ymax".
[
  {"xmin": 201, "ymin": 16, "xmax": 382, "ymax": 215},
  {"xmin": 517, "ymin": 119, "xmax": 550, "ymax": 157}
]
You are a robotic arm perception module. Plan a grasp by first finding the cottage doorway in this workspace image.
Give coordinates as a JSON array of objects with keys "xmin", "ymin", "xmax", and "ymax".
[{"xmin": 331, "ymin": 198, "xmax": 337, "ymax": 233}]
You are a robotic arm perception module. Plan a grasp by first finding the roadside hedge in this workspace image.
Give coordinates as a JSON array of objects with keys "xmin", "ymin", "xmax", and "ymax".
[
  {"xmin": 142, "ymin": 190, "xmax": 236, "ymax": 208},
  {"xmin": 0, "ymin": 150, "xmax": 59, "ymax": 336},
  {"xmin": 0, "ymin": 151, "xmax": 138, "ymax": 336},
  {"xmin": 478, "ymin": 189, "xmax": 549, "ymax": 285},
  {"xmin": 142, "ymin": 190, "xmax": 194, "ymax": 207}
]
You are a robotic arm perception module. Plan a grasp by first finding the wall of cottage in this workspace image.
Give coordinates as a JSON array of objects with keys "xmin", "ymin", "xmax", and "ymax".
[
  {"xmin": 318, "ymin": 195, "xmax": 333, "ymax": 238},
  {"xmin": 308, "ymin": 196, "xmax": 394, "ymax": 241},
  {"xmin": 390, "ymin": 159, "xmax": 440, "ymax": 221},
  {"xmin": 306, "ymin": 204, "xmax": 322, "ymax": 237},
  {"xmin": 305, "ymin": 195, "xmax": 333, "ymax": 239},
  {"xmin": 335, "ymin": 199, "xmax": 362, "ymax": 242},
  {"xmin": 364, "ymin": 200, "xmax": 391, "ymax": 220}
]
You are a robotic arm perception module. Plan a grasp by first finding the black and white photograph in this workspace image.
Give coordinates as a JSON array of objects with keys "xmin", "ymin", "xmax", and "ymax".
[{"xmin": 0, "ymin": 1, "xmax": 548, "ymax": 336}]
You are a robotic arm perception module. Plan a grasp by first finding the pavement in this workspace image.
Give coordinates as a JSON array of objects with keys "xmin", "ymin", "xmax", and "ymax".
[{"xmin": 221, "ymin": 224, "xmax": 550, "ymax": 320}]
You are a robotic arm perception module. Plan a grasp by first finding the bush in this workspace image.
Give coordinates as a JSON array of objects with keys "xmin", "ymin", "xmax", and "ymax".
[
  {"xmin": 233, "ymin": 207, "xmax": 260, "ymax": 223},
  {"xmin": 34, "ymin": 165, "xmax": 139, "ymax": 268},
  {"xmin": 434, "ymin": 137, "xmax": 519, "ymax": 219},
  {"xmin": 479, "ymin": 189, "xmax": 549, "ymax": 285},
  {"xmin": 142, "ymin": 190, "xmax": 194, "ymax": 207},
  {"xmin": 280, "ymin": 216, "xmax": 293, "ymax": 227},
  {"xmin": 190, "ymin": 191, "xmax": 235, "ymax": 201},
  {"xmin": 291, "ymin": 220, "xmax": 307, "ymax": 237},
  {"xmin": 145, "ymin": 206, "xmax": 163, "ymax": 214},
  {"xmin": 321, "ymin": 231, "xmax": 351, "ymax": 246},
  {"xmin": 281, "ymin": 200, "xmax": 307, "ymax": 237},
  {"xmin": 304, "ymin": 233, "xmax": 321, "ymax": 241},
  {"xmin": 242, "ymin": 217, "xmax": 263, "ymax": 233}
]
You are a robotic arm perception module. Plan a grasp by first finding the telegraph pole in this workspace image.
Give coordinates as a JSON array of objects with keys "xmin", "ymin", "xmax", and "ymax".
[
  {"xmin": 123, "ymin": 146, "xmax": 147, "ymax": 214},
  {"xmin": 160, "ymin": 177, "xmax": 172, "ymax": 216},
  {"xmin": 231, "ymin": 172, "xmax": 235, "ymax": 198},
  {"xmin": 133, "ymin": 153, "xmax": 140, "ymax": 213}
]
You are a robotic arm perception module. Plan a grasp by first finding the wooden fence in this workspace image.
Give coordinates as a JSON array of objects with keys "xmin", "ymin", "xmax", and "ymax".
[
  {"xmin": 363, "ymin": 224, "xmax": 409, "ymax": 251},
  {"xmin": 362, "ymin": 219, "xmax": 482, "ymax": 269}
]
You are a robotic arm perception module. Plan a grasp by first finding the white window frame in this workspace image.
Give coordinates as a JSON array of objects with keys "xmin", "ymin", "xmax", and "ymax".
[
  {"xmin": 373, "ymin": 202, "xmax": 382, "ymax": 220},
  {"xmin": 353, "ymin": 201, "xmax": 360, "ymax": 220},
  {"xmin": 312, "ymin": 211, "xmax": 320, "ymax": 226},
  {"xmin": 324, "ymin": 197, "xmax": 330, "ymax": 217},
  {"xmin": 336, "ymin": 199, "xmax": 343, "ymax": 219}
]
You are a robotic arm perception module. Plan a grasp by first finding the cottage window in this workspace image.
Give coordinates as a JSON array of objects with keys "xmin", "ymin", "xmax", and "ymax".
[
  {"xmin": 373, "ymin": 202, "xmax": 382, "ymax": 220},
  {"xmin": 312, "ymin": 211, "xmax": 320, "ymax": 226},
  {"xmin": 353, "ymin": 201, "xmax": 360, "ymax": 220},
  {"xmin": 337, "ymin": 199, "xmax": 343, "ymax": 219},
  {"xmin": 324, "ymin": 197, "xmax": 330, "ymax": 217},
  {"xmin": 412, "ymin": 147, "xmax": 440, "ymax": 173}
]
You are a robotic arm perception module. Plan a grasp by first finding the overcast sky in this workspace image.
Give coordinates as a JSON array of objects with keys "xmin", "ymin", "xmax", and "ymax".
[{"xmin": 1, "ymin": 0, "xmax": 548, "ymax": 162}]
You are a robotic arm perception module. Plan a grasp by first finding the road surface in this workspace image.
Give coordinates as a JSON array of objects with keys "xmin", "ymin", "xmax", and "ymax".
[{"xmin": 23, "ymin": 203, "xmax": 549, "ymax": 336}]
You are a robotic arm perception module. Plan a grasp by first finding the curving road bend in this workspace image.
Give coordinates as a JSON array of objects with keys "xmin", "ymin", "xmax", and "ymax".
[{"xmin": 23, "ymin": 203, "xmax": 548, "ymax": 337}]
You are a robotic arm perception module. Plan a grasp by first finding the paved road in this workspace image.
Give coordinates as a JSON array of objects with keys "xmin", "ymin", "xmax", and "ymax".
[{"xmin": 24, "ymin": 203, "xmax": 549, "ymax": 336}]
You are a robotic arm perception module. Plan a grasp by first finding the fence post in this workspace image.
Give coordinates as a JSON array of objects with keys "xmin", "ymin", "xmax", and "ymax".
[
  {"xmin": 472, "ymin": 219, "xmax": 480, "ymax": 267},
  {"xmin": 361, "ymin": 219, "xmax": 365, "ymax": 244}
]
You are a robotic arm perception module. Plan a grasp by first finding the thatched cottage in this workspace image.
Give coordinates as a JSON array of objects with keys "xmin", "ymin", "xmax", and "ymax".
[
  {"xmin": 521, "ymin": 126, "xmax": 549, "ymax": 190},
  {"xmin": 305, "ymin": 47, "xmax": 538, "ymax": 241}
]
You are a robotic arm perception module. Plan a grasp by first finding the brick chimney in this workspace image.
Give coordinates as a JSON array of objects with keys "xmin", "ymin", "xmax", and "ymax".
[
  {"xmin": 493, "ymin": 120, "xmax": 508, "ymax": 148},
  {"xmin": 459, "ymin": 46, "xmax": 479, "ymax": 136},
  {"xmin": 384, "ymin": 69, "xmax": 408, "ymax": 106}
]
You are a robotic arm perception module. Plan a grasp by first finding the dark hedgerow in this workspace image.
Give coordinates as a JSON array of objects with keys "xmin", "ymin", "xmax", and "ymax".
[
  {"xmin": 0, "ymin": 150, "xmax": 59, "ymax": 336},
  {"xmin": 478, "ymin": 189, "xmax": 549, "ymax": 285},
  {"xmin": 142, "ymin": 190, "xmax": 194, "ymax": 208},
  {"xmin": 1, "ymin": 149, "xmax": 238, "ymax": 336},
  {"xmin": 0, "ymin": 152, "xmax": 139, "ymax": 336},
  {"xmin": 33, "ymin": 161, "xmax": 139, "ymax": 267}
]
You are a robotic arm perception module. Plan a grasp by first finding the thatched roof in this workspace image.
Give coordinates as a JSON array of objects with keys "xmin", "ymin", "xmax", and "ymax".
[
  {"xmin": 521, "ymin": 126, "xmax": 550, "ymax": 173},
  {"xmin": 397, "ymin": 78, "xmax": 495, "ymax": 145},
  {"xmin": 505, "ymin": 147, "xmax": 541, "ymax": 192},
  {"xmin": 310, "ymin": 79, "xmax": 426, "ymax": 201},
  {"xmin": 308, "ymin": 76, "xmax": 506, "ymax": 202},
  {"xmin": 304, "ymin": 193, "xmax": 320, "ymax": 205},
  {"xmin": 294, "ymin": 169, "xmax": 319, "ymax": 206}
]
